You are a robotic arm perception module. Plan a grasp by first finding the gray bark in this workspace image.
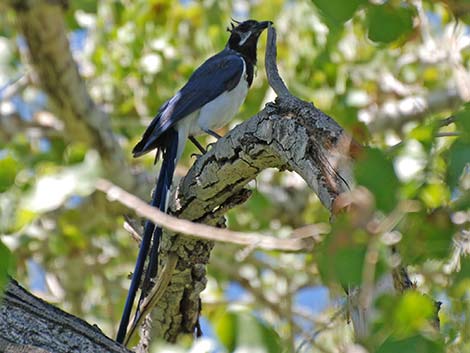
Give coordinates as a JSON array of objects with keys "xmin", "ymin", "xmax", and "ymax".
[
  {"xmin": 154, "ymin": 82, "xmax": 356, "ymax": 342},
  {"xmin": 0, "ymin": 279, "xmax": 131, "ymax": 353}
]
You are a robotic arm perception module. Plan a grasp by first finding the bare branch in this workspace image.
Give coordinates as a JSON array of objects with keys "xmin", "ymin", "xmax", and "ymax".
[
  {"xmin": 265, "ymin": 25, "xmax": 291, "ymax": 97},
  {"xmin": 96, "ymin": 179, "xmax": 322, "ymax": 252},
  {"xmin": 436, "ymin": 131, "xmax": 461, "ymax": 137}
]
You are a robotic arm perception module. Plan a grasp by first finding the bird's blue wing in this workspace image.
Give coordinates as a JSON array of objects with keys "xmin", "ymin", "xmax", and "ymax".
[{"xmin": 133, "ymin": 51, "xmax": 244, "ymax": 157}]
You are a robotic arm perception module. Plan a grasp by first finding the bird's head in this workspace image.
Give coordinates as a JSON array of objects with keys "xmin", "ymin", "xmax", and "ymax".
[{"xmin": 227, "ymin": 19, "xmax": 272, "ymax": 62}]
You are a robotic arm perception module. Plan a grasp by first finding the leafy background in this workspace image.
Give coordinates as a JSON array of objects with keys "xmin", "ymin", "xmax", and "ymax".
[{"xmin": 1, "ymin": 0, "xmax": 469, "ymax": 352}]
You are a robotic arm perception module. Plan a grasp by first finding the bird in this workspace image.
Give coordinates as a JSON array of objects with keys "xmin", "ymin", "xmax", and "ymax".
[{"xmin": 116, "ymin": 19, "xmax": 272, "ymax": 344}]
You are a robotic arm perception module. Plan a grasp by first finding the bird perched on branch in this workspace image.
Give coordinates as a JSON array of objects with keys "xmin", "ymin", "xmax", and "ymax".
[{"xmin": 117, "ymin": 19, "xmax": 271, "ymax": 344}]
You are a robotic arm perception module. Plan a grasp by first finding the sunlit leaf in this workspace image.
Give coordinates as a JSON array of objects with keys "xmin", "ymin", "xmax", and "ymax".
[
  {"xmin": 14, "ymin": 209, "xmax": 37, "ymax": 231},
  {"xmin": 0, "ymin": 154, "xmax": 20, "ymax": 192},
  {"xmin": 393, "ymin": 292, "xmax": 436, "ymax": 336},
  {"xmin": 409, "ymin": 122, "xmax": 438, "ymax": 148},
  {"xmin": 64, "ymin": 143, "xmax": 88, "ymax": 164},
  {"xmin": 419, "ymin": 183, "xmax": 450, "ymax": 209}
]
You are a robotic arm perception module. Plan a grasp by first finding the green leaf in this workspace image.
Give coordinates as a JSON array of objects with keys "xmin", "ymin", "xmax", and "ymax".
[
  {"xmin": 377, "ymin": 334, "xmax": 444, "ymax": 353},
  {"xmin": 373, "ymin": 293, "xmax": 440, "ymax": 348},
  {"xmin": 454, "ymin": 106, "xmax": 470, "ymax": 141},
  {"xmin": 409, "ymin": 121, "xmax": 439, "ymax": 150},
  {"xmin": 317, "ymin": 217, "xmax": 368, "ymax": 286},
  {"xmin": 392, "ymin": 292, "xmax": 436, "ymax": 336},
  {"xmin": 0, "ymin": 154, "xmax": 20, "ymax": 192},
  {"xmin": 367, "ymin": 4, "xmax": 415, "ymax": 44},
  {"xmin": 311, "ymin": 0, "xmax": 367, "ymax": 25},
  {"xmin": 446, "ymin": 140, "xmax": 470, "ymax": 190},
  {"xmin": 0, "ymin": 241, "xmax": 14, "ymax": 292},
  {"xmin": 214, "ymin": 309, "xmax": 282, "ymax": 353},
  {"xmin": 419, "ymin": 183, "xmax": 450, "ymax": 209},
  {"xmin": 399, "ymin": 209, "xmax": 454, "ymax": 264},
  {"xmin": 355, "ymin": 148, "xmax": 400, "ymax": 212}
]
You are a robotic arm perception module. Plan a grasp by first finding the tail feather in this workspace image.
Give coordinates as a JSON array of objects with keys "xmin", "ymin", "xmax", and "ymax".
[
  {"xmin": 139, "ymin": 132, "xmax": 178, "ymax": 298},
  {"xmin": 132, "ymin": 115, "xmax": 161, "ymax": 158},
  {"xmin": 116, "ymin": 128, "xmax": 179, "ymax": 344}
]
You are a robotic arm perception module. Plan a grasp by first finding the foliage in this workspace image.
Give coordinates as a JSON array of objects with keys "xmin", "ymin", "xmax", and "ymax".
[{"xmin": 1, "ymin": 0, "xmax": 470, "ymax": 352}]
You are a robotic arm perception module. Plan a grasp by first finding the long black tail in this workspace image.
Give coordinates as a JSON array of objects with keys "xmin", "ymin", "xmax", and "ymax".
[{"xmin": 116, "ymin": 129, "xmax": 179, "ymax": 344}]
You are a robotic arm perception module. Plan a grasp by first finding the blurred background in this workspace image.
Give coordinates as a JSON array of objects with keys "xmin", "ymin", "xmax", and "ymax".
[{"xmin": 1, "ymin": 0, "xmax": 469, "ymax": 352}]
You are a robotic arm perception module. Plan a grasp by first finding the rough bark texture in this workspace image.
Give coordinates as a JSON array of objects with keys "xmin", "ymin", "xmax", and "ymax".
[
  {"xmin": 0, "ymin": 279, "xmax": 131, "ymax": 353},
  {"xmin": 154, "ymin": 95, "xmax": 356, "ymax": 341}
]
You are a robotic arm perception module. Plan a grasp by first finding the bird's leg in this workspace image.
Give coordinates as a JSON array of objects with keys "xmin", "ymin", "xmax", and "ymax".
[
  {"xmin": 190, "ymin": 130, "xmax": 223, "ymax": 159},
  {"xmin": 189, "ymin": 136, "xmax": 206, "ymax": 154},
  {"xmin": 204, "ymin": 128, "xmax": 222, "ymax": 139},
  {"xmin": 203, "ymin": 128, "xmax": 223, "ymax": 151}
]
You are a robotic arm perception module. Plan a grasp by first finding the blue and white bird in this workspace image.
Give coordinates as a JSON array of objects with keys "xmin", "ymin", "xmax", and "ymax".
[{"xmin": 117, "ymin": 19, "xmax": 271, "ymax": 343}]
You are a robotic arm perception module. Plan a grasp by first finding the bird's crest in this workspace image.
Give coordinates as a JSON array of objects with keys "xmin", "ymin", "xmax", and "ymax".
[{"xmin": 227, "ymin": 18, "xmax": 241, "ymax": 33}]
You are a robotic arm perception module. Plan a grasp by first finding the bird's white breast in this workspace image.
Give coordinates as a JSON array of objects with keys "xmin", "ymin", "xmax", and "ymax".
[{"xmin": 189, "ymin": 60, "xmax": 249, "ymax": 136}]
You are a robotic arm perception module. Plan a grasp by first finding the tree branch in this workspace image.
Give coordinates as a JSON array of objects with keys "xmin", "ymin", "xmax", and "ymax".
[
  {"xmin": 96, "ymin": 179, "xmax": 325, "ymax": 251},
  {"xmin": 0, "ymin": 279, "xmax": 131, "ymax": 353},
  {"xmin": 265, "ymin": 24, "xmax": 290, "ymax": 98},
  {"xmin": 7, "ymin": 0, "xmax": 147, "ymax": 196},
  {"xmin": 142, "ymin": 26, "xmax": 356, "ymax": 342}
]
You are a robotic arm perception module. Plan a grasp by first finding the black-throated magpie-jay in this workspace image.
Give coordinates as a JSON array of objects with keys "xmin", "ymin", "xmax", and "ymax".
[{"xmin": 117, "ymin": 19, "xmax": 271, "ymax": 343}]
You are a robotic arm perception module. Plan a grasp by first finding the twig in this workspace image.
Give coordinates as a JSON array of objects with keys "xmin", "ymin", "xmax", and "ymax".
[
  {"xmin": 439, "ymin": 115, "xmax": 457, "ymax": 127},
  {"xmin": 96, "ymin": 179, "xmax": 324, "ymax": 252},
  {"xmin": 296, "ymin": 307, "xmax": 345, "ymax": 353},
  {"xmin": 0, "ymin": 73, "xmax": 30, "ymax": 102},
  {"xmin": 436, "ymin": 131, "xmax": 461, "ymax": 137},
  {"xmin": 265, "ymin": 25, "xmax": 291, "ymax": 97},
  {"xmin": 124, "ymin": 254, "xmax": 178, "ymax": 345},
  {"xmin": 123, "ymin": 215, "xmax": 142, "ymax": 243}
]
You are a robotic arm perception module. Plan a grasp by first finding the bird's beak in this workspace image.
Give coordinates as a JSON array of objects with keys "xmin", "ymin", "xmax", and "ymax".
[{"xmin": 256, "ymin": 21, "xmax": 273, "ymax": 32}]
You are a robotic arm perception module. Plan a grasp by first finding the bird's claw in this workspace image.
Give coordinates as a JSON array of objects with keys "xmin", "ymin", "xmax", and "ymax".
[{"xmin": 206, "ymin": 141, "xmax": 217, "ymax": 150}]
